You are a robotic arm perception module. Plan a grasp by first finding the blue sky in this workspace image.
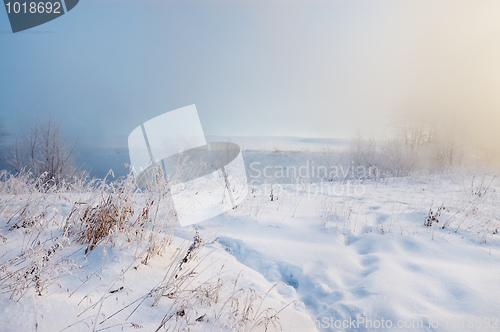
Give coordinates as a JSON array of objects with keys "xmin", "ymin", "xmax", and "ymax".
[{"xmin": 1, "ymin": 0, "xmax": 500, "ymax": 149}]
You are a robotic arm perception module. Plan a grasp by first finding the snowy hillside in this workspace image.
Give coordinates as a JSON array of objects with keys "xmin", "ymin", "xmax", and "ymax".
[{"xmin": 0, "ymin": 152, "xmax": 499, "ymax": 331}]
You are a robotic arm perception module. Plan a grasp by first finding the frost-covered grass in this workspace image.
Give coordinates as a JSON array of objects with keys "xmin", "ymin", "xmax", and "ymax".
[
  {"xmin": 1, "ymin": 164, "xmax": 499, "ymax": 332},
  {"xmin": 0, "ymin": 170, "xmax": 312, "ymax": 331}
]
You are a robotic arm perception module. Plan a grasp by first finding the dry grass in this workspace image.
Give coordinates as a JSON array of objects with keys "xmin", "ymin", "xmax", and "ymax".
[
  {"xmin": 0, "ymin": 170, "xmax": 289, "ymax": 331},
  {"xmin": 74, "ymin": 194, "xmax": 134, "ymax": 253}
]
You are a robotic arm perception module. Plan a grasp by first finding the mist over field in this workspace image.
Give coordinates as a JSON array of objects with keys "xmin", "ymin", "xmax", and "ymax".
[
  {"xmin": 1, "ymin": 0, "xmax": 500, "ymax": 162},
  {"xmin": 1, "ymin": 1, "xmax": 500, "ymax": 331}
]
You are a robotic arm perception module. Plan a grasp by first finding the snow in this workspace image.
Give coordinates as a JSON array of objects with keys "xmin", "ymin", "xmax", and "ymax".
[
  {"xmin": 1, "ymin": 147, "xmax": 500, "ymax": 331},
  {"xmin": 194, "ymin": 173, "xmax": 500, "ymax": 331}
]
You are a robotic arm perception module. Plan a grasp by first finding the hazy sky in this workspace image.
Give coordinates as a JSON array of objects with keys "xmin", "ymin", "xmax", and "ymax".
[{"xmin": 1, "ymin": 0, "xmax": 500, "ymax": 150}]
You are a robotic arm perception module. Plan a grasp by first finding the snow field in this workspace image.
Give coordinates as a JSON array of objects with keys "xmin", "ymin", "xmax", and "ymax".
[{"xmin": 0, "ymin": 168, "xmax": 499, "ymax": 331}]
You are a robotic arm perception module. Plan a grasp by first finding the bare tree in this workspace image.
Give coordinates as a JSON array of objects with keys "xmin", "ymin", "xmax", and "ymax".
[
  {"xmin": 391, "ymin": 109, "xmax": 436, "ymax": 152},
  {"xmin": 382, "ymin": 138, "xmax": 420, "ymax": 176},
  {"xmin": 349, "ymin": 136, "xmax": 380, "ymax": 168},
  {"xmin": 6, "ymin": 116, "xmax": 77, "ymax": 187},
  {"xmin": 394, "ymin": 108, "xmax": 469, "ymax": 169},
  {"xmin": 434, "ymin": 112, "xmax": 467, "ymax": 168}
]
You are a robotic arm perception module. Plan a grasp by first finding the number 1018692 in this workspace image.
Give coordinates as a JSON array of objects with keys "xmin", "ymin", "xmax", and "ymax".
[{"xmin": 5, "ymin": 2, "xmax": 62, "ymax": 14}]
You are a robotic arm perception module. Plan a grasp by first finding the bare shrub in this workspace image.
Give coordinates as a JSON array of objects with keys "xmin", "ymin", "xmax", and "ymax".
[
  {"xmin": 381, "ymin": 138, "xmax": 420, "ymax": 177},
  {"xmin": 424, "ymin": 204, "xmax": 447, "ymax": 227},
  {"xmin": 349, "ymin": 136, "xmax": 379, "ymax": 170},
  {"xmin": 344, "ymin": 108, "xmax": 475, "ymax": 179},
  {"xmin": 0, "ymin": 236, "xmax": 75, "ymax": 300},
  {"xmin": 5, "ymin": 116, "xmax": 78, "ymax": 188}
]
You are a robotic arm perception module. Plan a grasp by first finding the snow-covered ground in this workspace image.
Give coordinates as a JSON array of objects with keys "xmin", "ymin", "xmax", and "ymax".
[
  {"xmin": 198, "ymin": 173, "xmax": 500, "ymax": 331},
  {"xmin": 1, "ymin": 145, "xmax": 500, "ymax": 331}
]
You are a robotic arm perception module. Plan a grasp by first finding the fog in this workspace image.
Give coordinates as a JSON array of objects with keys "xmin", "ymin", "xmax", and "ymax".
[{"xmin": 0, "ymin": 0, "xmax": 499, "ymax": 162}]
